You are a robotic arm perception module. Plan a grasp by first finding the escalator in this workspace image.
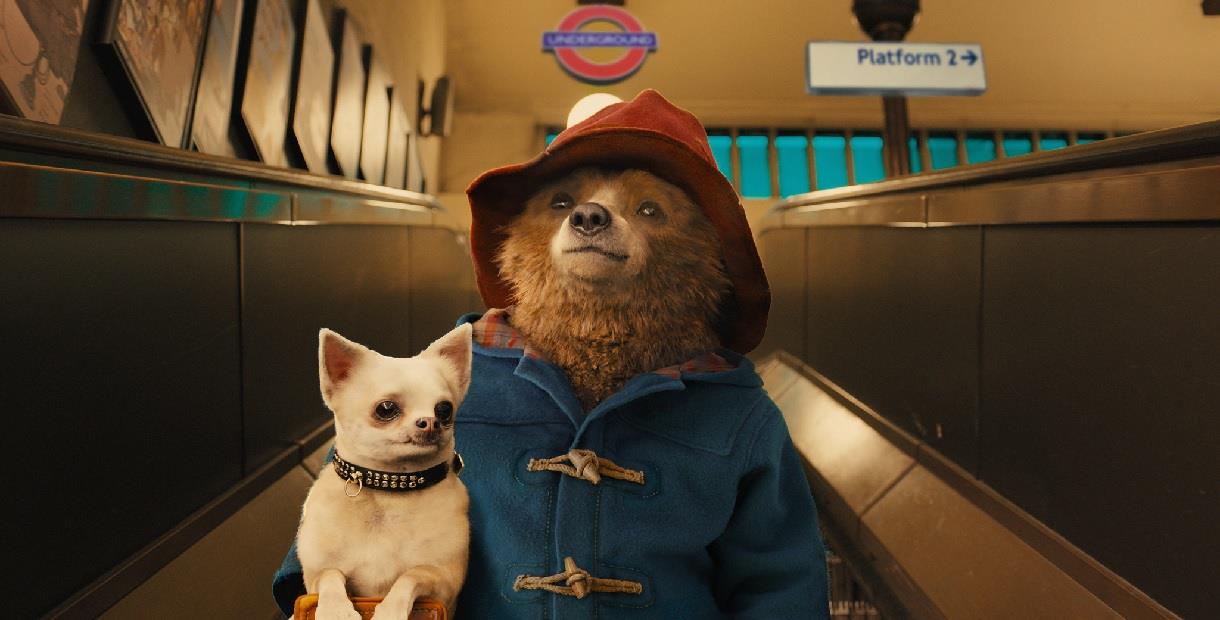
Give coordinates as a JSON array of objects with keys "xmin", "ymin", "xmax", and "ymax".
[
  {"xmin": 757, "ymin": 120, "xmax": 1220, "ymax": 620},
  {"xmin": 7, "ymin": 116, "xmax": 1218, "ymax": 619}
]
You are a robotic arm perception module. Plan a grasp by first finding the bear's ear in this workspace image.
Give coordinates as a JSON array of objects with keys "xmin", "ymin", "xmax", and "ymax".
[
  {"xmin": 423, "ymin": 324, "xmax": 473, "ymax": 400},
  {"xmin": 319, "ymin": 328, "xmax": 369, "ymax": 405}
]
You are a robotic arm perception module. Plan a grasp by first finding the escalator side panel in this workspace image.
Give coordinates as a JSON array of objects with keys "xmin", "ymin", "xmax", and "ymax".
[
  {"xmin": 981, "ymin": 225, "xmax": 1220, "ymax": 620},
  {"xmin": 861, "ymin": 466, "xmax": 1121, "ymax": 620},
  {"xmin": 805, "ymin": 227, "xmax": 982, "ymax": 473},
  {"xmin": 241, "ymin": 224, "xmax": 413, "ymax": 472},
  {"xmin": 99, "ymin": 466, "xmax": 314, "ymax": 619}
]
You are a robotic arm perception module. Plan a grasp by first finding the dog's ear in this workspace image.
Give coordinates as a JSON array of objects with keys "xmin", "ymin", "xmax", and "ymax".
[
  {"xmin": 424, "ymin": 323, "xmax": 473, "ymax": 400},
  {"xmin": 319, "ymin": 328, "xmax": 368, "ymax": 405}
]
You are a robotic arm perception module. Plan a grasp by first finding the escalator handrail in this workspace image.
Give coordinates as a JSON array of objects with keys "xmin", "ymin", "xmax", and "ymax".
[
  {"xmin": 774, "ymin": 119, "xmax": 1220, "ymax": 211},
  {"xmin": 0, "ymin": 115, "xmax": 442, "ymax": 210}
]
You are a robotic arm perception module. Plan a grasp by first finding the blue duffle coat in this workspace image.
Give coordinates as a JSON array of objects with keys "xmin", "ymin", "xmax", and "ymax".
[{"xmin": 274, "ymin": 311, "xmax": 829, "ymax": 618}]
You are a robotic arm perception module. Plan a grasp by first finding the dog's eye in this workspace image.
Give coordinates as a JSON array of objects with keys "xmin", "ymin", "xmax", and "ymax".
[
  {"xmin": 373, "ymin": 400, "xmax": 401, "ymax": 421},
  {"xmin": 434, "ymin": 400, "xmax": 454, "ymax": 425},
  {"xmin": 637, "ymin": 201, "xmax": 660, "ymax": 217},
  {"xmin": 550, "ymin": 192, "xmax": 575, "ymax": 210}
]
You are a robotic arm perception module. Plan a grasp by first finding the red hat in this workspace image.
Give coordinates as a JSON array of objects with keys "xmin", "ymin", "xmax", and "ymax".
[{"xmin": 465, "ymin": 89, "xmax": 770, "ymax": 354}]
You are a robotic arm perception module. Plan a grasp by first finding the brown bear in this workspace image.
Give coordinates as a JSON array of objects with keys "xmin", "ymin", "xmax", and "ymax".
[
  {"xmin": 497, "ymin": 166, "xmax": 731, "ymax": 409},
  {"xmin": 456, "ymin": 89, "xmax": 829, "ymax": 618}
]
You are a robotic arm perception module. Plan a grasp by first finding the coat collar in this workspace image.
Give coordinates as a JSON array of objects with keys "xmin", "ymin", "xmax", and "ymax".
[
  {"xmin": 465, "ymin": 308, "xmax": 752, "ymax": 381},
  {"xmin": 458, "ymin": 310, "xmax": 761, "ymax": 432}
]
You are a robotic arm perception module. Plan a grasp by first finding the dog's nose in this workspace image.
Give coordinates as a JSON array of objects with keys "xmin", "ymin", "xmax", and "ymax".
[
  {"xmin": 569, "ymin": 203, "xmax": 610, "ymax": 236},
  {"xmin": 415, "ymin": 417, "xmax": 438, "ymax": 432}
]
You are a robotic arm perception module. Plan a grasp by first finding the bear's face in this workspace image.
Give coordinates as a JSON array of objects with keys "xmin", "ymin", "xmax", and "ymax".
[
  {"xmin": 497, "ymin": 166, "xmax": 730, "ymax": 406},
  {"xmin": 499, "ymin": 167, "xmax": 721, "ymax": 295}
]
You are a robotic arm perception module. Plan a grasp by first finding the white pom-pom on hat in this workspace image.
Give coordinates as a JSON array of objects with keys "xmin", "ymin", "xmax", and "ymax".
[{"xmin": 566, "ymin": 93, "xmax": 624, "ymax": 129}]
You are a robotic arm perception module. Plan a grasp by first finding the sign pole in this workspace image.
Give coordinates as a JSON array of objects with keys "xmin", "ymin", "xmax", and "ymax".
[
  {"xmin": 808, "ymin": 5, "xmax": 985, "ymax": 181},
  {"xmin": 882, "ymin": 95, "xmax": 911, "ymax": 176},
  {"xmin": 852, "ymin": 0, "xmax": 919, "ymax": 177}
]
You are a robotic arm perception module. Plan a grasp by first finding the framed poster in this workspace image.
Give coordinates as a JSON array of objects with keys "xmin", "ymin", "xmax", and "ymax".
[
  {"xmin": 100, "ymin": 0, "xmax": 210, "ymax": 148},
  {"xmin": 0, "ymin": 0, "xmax": 90, "ymax": 124},
  {"xmin": 329, "ymin": 15, "xmax": 363, "ymax": 179},
  {"xmin": 291, "ymin": 0, "xmax": 333, "ymax": 174},
  {"xmin": 190, "ymin": 0, "xmax": 243, "ymax": 156},
  {"xmin": 359, "ymin": 49, "xmax": 390, "ymax": 185},
  {"xmin": 383, "ymin": 88, "xmax": 408, "ymax": 190},
  {"xmin": 240, "ymin": 0, "xmax": 295, "ymax": 167}
]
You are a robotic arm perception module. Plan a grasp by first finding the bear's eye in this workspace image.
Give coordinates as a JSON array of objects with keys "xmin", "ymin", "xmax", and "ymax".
[
  {"xmin": 373, "ymin": 400, "xmax": 401, "ymax": 421},
  {"xmin": 550, "ymin": 192, "xmax": 575, "ymax": 210},
  {"xmin": 434, "ymin": 400, "xmax": 454, "ymax": 425},
  {"xmin": 637, "ymin": 201, "xmax": 661, "ymax": 217}
]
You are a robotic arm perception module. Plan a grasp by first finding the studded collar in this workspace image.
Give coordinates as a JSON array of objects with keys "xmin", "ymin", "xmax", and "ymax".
[{"xmin": 332, "ymin": 450, "xmax": 464, "ymax": 496}]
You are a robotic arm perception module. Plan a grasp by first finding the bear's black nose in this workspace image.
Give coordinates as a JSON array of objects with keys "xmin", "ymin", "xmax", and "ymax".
[{"xmin": 569, "ymin": 203, "xmax": 610, "ymax": 236}]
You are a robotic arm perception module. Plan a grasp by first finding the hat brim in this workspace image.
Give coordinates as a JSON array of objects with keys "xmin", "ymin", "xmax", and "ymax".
[{"xmin": 466, "ymin": 126, "xmax": 770, "ymax": 354}]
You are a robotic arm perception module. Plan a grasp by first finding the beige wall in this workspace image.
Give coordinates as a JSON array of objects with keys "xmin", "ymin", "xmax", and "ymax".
[
  {"xmin": 444, "ymin": 0, "xmax": 1220, "ymax": 128},
  {"xmin": 434, "ymin": 191, "xmax": 473, "ymax": 232},
  {"xmin": 437, "ymin": 0, "xmax": 1220, "ymax": 193},
  {"xmin": 742, "ymin": 198, "xmax": 776, "ymax": 240},
  {"xmin": 439, "ymin": 110, "xmax": 540, "ymax": 195},
  {"xmin": 338, "ymin": 0, "xmax": 446, "ymax": 191}
]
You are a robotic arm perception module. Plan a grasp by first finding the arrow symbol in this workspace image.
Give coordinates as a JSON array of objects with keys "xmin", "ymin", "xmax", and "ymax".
[{"xmin": 961, "ymin": 50, "xmax": 978, "ymax": 66}]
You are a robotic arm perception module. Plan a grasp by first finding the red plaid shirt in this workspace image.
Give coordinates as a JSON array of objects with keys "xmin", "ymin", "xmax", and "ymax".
[{"xmin": 472, "ymin": 308, "xmax": 736, "ymax": 378}]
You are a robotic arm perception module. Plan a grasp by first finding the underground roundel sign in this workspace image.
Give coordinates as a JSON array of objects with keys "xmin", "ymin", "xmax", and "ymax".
[{"xmin": 542, "ymin": 5, "xmax": 658, "ymax": 84}]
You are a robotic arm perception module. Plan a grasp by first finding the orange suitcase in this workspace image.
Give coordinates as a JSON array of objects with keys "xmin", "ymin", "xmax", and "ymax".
[{"xmin": 293, "ymin": 594, "xmax": 447, "ymax": 620}]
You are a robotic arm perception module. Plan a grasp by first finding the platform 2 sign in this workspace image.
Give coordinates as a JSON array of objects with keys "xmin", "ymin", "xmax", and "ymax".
[{"xmin": 806, "ymin": 41, "xmax": 986, "ymax": 96}]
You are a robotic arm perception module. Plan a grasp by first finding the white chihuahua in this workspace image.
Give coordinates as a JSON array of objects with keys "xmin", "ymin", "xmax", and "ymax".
[{"xmin": 297, "ymin": 324, "xmax": 472, "ymax": 620}]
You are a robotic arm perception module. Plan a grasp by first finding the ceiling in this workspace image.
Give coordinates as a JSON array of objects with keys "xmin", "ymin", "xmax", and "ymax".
[{"xmin": 445, "ymin": 0, "xmax": 1220, "ymax": 130}]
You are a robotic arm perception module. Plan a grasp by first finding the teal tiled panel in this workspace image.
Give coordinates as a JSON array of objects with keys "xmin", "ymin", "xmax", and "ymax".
[
  {"xmin": 775, "ymin": 135, "xmax": 811, "ymax": 197},
  {"xmin": 813, "ymin": 133, "xmax": 849, "ymax": 190},
  {"xmin": 928, "ymin": 133, "xmax": 959, "ymax": 170},
  {"xmin": 851, "ymin": 134, "xmax": 885, "ymax": 184},
  {"xmin": 708, "ymin": 134, "xmax": 734, "ymax": 183},
  {"xmin": 736, "ymin": 134, "xmax": 771, "ymax": 198},
  {"xmin": 965, "ymin": 133, "xmax": 997, "ymax": 164}
]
